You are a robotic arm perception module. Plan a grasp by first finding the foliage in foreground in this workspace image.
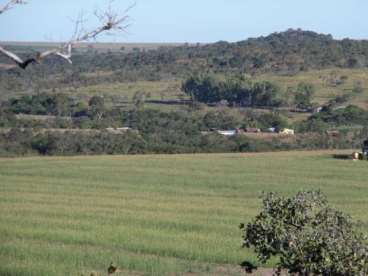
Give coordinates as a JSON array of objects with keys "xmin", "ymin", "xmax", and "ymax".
[{"xmin": 241, "ymin": 191, "xmax": 368, "ymax": 275}]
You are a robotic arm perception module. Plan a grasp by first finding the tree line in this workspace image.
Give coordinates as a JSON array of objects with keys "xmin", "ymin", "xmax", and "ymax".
[{"xmin": 0, "ymin": 97, "xmax": 365, "ymax": 156}]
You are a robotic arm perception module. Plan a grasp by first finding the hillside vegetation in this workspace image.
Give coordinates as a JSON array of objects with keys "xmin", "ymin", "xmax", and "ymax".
[
  {"xmin": 1, "ymin": 29, "xmax": 368, "ymax": 156},
  {"xmin": 2, "ymin": 29, "xmax": 368, "ymax": 106}
]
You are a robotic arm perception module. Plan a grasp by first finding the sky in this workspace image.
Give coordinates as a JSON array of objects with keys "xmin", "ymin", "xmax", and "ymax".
[{"xmin": 1, "ymin": 0, "xmax": 368, "ymax": 43}]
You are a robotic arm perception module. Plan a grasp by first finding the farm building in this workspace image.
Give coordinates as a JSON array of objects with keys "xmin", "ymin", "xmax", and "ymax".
[
  {"xmin": 106, "ymin": 127, "xmax": 133, "ymax": 134},
  {"xmin": 279, "ymin": 128, "xmax": 295, "ymax": 135},
  {"xmin": 217, "ymin": 130, "xmax": 237, "ymax": 136},
  {"xmin": 313, "ymin": 106, "xmax": 323, "ymax": 113}
]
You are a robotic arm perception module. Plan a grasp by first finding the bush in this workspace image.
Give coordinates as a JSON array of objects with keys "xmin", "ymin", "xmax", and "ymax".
[
  {"xmin": 257, "ymin": 112, "xmax": 288, "ymax": 130},
  {"xmin": 295, "ymin": 118, "xmax": 329, "ymax": 133},
  {"xmin": 240, "ymin": 191, "xmax": 368, "ymax": 275},
  {"xmin": 312, "ymin": 105, "xmax": 368, "ymax": 126},
  {"xmin": 293, "ymin": 82, "xmax": 315, "ymax": 109}
]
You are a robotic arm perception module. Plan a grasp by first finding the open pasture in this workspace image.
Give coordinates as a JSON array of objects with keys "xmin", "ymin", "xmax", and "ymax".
[
  {"xmin": 257, "ymin": 68, "xmax": 368, "ymax": 109},
  {"xmin": 0, "ymin": 151, "xmax": 367, "ymax": 275}
]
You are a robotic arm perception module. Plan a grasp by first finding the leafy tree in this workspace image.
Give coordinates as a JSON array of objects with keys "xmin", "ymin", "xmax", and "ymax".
[
  {"xmin": 257, "ymin": 112, "xmax": 288, "ymax": 129},
  {"xmin": 182, "ymin": 74, "xmax": 221, "ymax": 104},
  {"xmin": 250, "ymin": 81, "xmax": 282, "ymax": 107},
  {"xmin": 0, "ymin": 108, "xmax": 15, "ymax": 127},
  {"xmin": 294, "ymin": 82, "xmax": 315, "ymax": 109},
  {"xmin": 240, "ymin": 191, "xmax": 368, "ymax": 275},
  {"xmin": 8, "ymin": 93, "xmax": 76, "ymax": 116},
  {"xmin": 313, "ymin": 105, "xmax": 367, "ymax": 126},
  {"xmin": 295, "ymin": 118, "xmax": 329, "ymax": 133},
  {"xmin": 31, "ymin": 134, "xmax": 55, "ymax": 155},
  {"xmin": 88, "ymin": 96, "xmax": 105, "ymax": 120},
  {"xmin": 202, "ymin": 110, "xmax": 242, "ymax": 130},
  {"xmin": 132, "ymin": 91, "xmax": 147, "ymax": 110}
]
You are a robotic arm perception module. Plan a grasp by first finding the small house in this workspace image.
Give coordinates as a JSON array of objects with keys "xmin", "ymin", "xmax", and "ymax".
[
  {"xmin": 313, "ymin": 107, "xmax": 323, "ymax": 114},
  {"xmin": 279, "ymin": 128, "xmax": 295, "ymax": 135},
  {"xmin": 106, "ymin": 127, "xmax": 133, "ymax": 134},
  {"xmin": 217, "ymin": 130, "xmax": 237, "ymax": 137}
]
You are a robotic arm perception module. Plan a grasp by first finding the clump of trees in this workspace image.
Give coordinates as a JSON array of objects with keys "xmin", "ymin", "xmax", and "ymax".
[
  {"xmin": 241, "ymin": 191, "xmax": 368, "ymax": 275},
  {"xmin": 5, "ymin": 93, "xmax": 111, "ymax": 119},
  {"xmin": 292, "ymin": 82, "xmax": 315, "ymax": 109},
  {"xmin": 8, "ymin": 93, "xmax": 77, "ymax": 116},
  {"xmin": 30, "ymin": 131, "xmax": 146, "ymax": 155},
  {"xmin": 297, "ymin": 105, "xmax": 368, "ymax": 133},
  {"xmin": 182, "ymin": 74, "xmax": 283, "ymax": 107},
  {"xmin": 314, "ymin": 105, "xmax": 368, "ymax": 126}
]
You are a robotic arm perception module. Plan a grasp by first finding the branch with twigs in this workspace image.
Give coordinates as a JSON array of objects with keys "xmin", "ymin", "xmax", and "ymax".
[
  {"xmin": 0, "ymin": 0, "xmax": 26, "ymax": 14},
  {"xmin": 71, "ymin": 1, "xmax": 134, "ymax": 44},
  {"xmin": 0, "ymin": 0, "xmax": 134, "ymax": 70}
]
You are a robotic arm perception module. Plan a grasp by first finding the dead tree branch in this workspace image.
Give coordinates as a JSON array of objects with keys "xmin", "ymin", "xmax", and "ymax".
[
  {"xmin": 71, "ymin": 1, "xmax": 134, "ymax": 44},
  {"xmin": 0, "ymin": 0, "xmax": 134, "ymax": 70},
  {"xmin": 0, "ymin": 0, "xmax": 26, "ymax": 14}
]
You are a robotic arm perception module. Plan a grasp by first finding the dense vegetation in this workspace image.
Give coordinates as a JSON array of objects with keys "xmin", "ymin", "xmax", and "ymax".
[
  {"xmin": 4, "ymin": 29, "xmax": 368, "ymax": 90},
  {"xmin": 1, "ymin": 29, "xmax": 368, "ymax": 156},
  {"xmin": 1, "ymin": 91, "xmax": 366, "ymax": 156},
  {"xmin": 182, "ymin": 75, "xmax": 283, "ymax": 107}
]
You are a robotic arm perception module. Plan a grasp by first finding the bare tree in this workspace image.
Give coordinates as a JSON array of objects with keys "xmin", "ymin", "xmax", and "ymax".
[{"xmin": 0, "ymin": 0, "xmax": 133, "ymax": 70}]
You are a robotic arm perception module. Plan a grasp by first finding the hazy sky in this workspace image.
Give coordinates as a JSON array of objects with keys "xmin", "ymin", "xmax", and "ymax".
[{"xmin": 1, "ymin": 0, "xmax": 368, "ymax": 43}]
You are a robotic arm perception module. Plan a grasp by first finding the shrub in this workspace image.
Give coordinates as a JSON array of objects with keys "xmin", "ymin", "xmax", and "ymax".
[{"xmin": 240, "ymin": 191, "xmax": 368, "ymax": 275}]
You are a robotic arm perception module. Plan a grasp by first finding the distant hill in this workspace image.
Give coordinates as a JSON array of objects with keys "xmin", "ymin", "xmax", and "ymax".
[
  {"xmin": 2, "ymin": 29, "xmax": 368, "ymax": 76},
  {"xmin": 53, "ymin": 29, "xmax": 368, "ymax": 76},
  {"xmin": 205, "ymin": 29, "xmax": 368, "ymax": 73}
]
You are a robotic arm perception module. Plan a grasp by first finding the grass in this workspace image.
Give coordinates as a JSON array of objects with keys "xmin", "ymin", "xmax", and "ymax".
[
  {"xmin": 47, "ymin": 79, "xmax": 188, "ymax": 112},
  {"xmin": 73, "ymin": 68, "xmax": 368, "ymax": 110},
  {"xmin": 59, "ymin": 68, "xmax": 368, "ymax": 118},
  {"xmin": 257, "ymin": 68, "xmax": 368, "ymax": 109},
  {"xmin": 72, "ymin": 80, "xmax": 183, "ymax": 100},
  {"xmin": 0, "ymin": 150, "xmax": 368, "ymax": 275},
  {"xmin": 3, "ymin": 67, "xmax": 368, "ymax": 121}
]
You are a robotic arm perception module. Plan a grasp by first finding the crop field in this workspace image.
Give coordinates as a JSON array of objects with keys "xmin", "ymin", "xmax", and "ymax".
[{"xmin": 0, "ymin": 151, "xmax": 367, "ymax": 275}]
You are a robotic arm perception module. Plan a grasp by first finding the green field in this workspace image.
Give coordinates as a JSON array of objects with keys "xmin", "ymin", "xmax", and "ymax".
[
  {"xmin": 66, "ymin": 68, "xmax": 368, "ymax": 111},
  {"xmin": 0, "ymin": 151, "xmax": 367, "ymax": 275},
  {"xmin": 257, "ymin": 68, "xmax": 368, "ymax": 108}
]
